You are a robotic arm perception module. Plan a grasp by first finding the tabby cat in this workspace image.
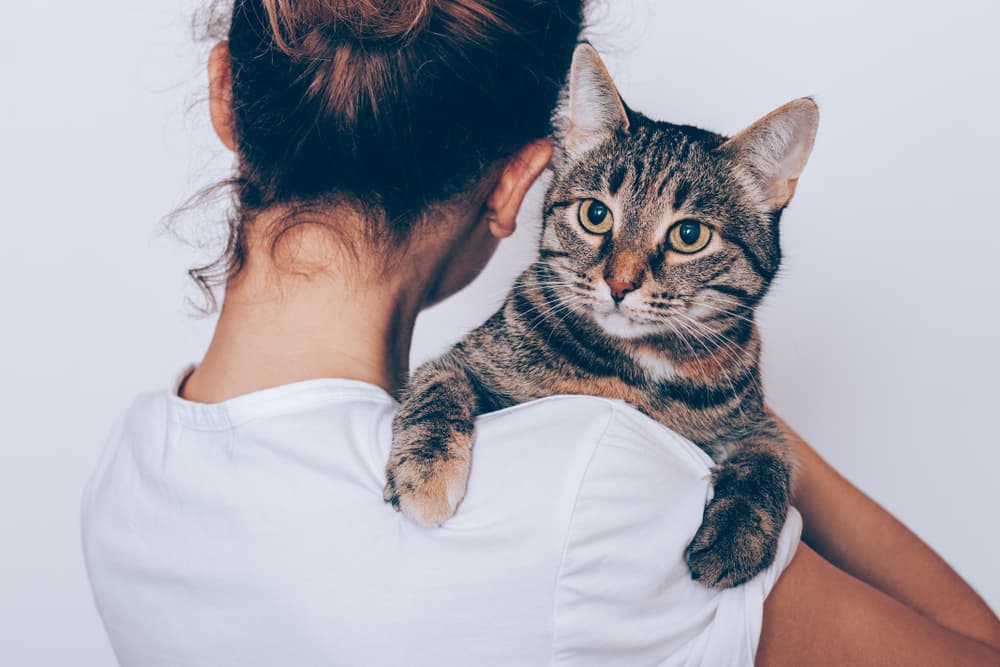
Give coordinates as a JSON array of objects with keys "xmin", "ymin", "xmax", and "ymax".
[{"xmin": 384, "ymin": 44, "xmax": 818, "ymax": 588}]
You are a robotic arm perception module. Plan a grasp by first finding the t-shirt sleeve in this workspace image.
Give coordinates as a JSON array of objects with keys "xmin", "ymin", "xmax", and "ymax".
[{"xmin": 550, "ymin": 403, "xmax": 802, "ymax": 667}]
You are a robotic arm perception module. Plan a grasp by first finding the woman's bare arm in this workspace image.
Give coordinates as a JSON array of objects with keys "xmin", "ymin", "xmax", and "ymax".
[
  {"xmin": 772, "ymin": 413, "xmax": 1000, "ymax": 650},
  {"xmin": 757, "ymin": 544, "xmax": 1000, "ymax": 665}
]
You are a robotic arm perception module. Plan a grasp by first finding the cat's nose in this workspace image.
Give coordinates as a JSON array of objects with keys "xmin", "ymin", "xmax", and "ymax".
[{"xmin": 605, "ymin": 277, "xmax": 641, "ymax": 302}]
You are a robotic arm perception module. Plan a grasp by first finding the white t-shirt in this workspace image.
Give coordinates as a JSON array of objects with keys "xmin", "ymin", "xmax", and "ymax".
[{"xmin": 82, "ymin": 375, "xmax": 801, "ymax": 667}]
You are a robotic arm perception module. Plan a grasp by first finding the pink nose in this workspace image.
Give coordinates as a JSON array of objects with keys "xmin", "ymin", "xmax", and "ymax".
[{"xmin": 605, "ymin": 277, "xmax": 640, "ymax": 302}]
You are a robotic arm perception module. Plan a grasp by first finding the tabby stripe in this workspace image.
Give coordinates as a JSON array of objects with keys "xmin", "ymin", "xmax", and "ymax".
[
  {"xmin": 633, "ymin": 134, "xmax": 654, "ymax": 190},
  {"xmin": 724, "ymin": 234, "xmax": 775, "ymax": 281},
  {"xmin": 463, "ymin": 366, "xmax": 513, "ymax": 413},
  {"xmin": 689, "ymin": 323, "xmax": 753, "ymax": 357},
  {"xmin": 722, "ymin": 319, "xmax": 755, "ymax": 347},
  {"xmin": 642, "ymin": 132, "xmax": 664, "ymax": 193},
  {"xmin": 539, "ymin": 248, "xmax": 571, "ymax": 259},
  {"xmin": 703, "ymin": 308, "xmax": 752, "ymax": 327},
  {"xmin": 694, "ymin": 261, "xmax": 736, "ymax": 286},
  {"xmin": 511, "ymin": 285, "xmax": 621, "ymax": 377},
  {"xmin": 670, "ymin": 179, "xmax": 691, "ymax": 209},
  {"xmin": 544, "ymin": 200, "xmax": 574, "ymax": 218},
  {"xmin": 656, "ymin": 174, "xmax": 671, "ymax": 199},
  {"xmin": 530, "ymin": 260, "xmax": 560, "ymax": 286},
  {"xmin": 720, "ymin": 381, "xmax": 765, "ymax": 426},
  {"xmin": 668, "ymin": 368, "xmax": 757, "ymax": 410},
  {"xmin": 498, "ymin": 313, "xmax": 561, "ymax": 371},
  {"xmin": 632, "ymin": 156, "xmax": 646, "ymax": 190},
  {"xmin": 673, "ymin": 138, "xmax": 692, "ymax": 171},
  {"xmin": 648, "ymin": 243, "xmax": 668, "ymax": 275},
  {"xmin": 597, "ymin": 235, "xmax": 613, "ymax": 262},
  {"xmin": 608, "ymin": 164, "xmax": 627, "ymax": 195},
  {"xmin": 704, "ymin": 283, "xmax": 753, "ymax": 303}
]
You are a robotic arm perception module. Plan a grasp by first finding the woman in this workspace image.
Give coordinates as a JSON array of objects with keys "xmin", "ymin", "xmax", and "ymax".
[{"xmin": 82, "ymin": 0, "xmax": 1000, "ymax": 664}]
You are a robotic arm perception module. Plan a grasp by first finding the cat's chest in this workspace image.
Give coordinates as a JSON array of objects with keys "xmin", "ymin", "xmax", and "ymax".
[
  {"xmin": 632, "ymin": 348, "xmax": 678, "ymax": 383},
  {"xmin": 628, "ymin": 346, "xmax": 726, "ymax": 390}
]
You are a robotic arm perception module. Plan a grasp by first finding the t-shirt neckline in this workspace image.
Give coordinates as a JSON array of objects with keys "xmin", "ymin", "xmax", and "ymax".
[{"xmin": 169, "ymin": 365, "xmax": 396, "ymax": 430}]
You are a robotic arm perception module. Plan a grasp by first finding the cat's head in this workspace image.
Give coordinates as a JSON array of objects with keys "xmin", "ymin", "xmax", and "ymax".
[{"xmin": 540, "ymin": 44, "xmax": 818, "ymax": 344}]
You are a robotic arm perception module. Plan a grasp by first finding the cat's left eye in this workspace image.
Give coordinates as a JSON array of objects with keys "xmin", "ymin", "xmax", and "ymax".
[
  {"xmin": 578, "ymin": 199, "xmax": 614, "ymax": 234},
  {"xmin": 667, "ymin": 220, "xmax": 712, "ymax": 254}
]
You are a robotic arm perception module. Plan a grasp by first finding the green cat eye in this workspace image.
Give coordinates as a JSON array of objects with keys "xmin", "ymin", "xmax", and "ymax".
[
  {"xmin": 667, "ymin": 220, "xmax": 712, "ymax": 254},
  {"xmin": 578, "ymin": 199, "xmax": 614, "ymax": 234}
]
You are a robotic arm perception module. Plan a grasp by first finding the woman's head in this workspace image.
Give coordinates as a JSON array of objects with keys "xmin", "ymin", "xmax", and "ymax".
[{"xmin": 199, "ymin": 0, "xmax": 586, "ymax": 303}]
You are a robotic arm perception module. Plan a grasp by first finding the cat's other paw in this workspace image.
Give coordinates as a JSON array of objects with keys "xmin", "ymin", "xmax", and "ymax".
[
  {"xmin": 684, "ymin": 492, "xmax": 780, "ymax": 589},
  {"xmin": 383, "ymin": 433, "xmax": 472, "ymax": 528}
]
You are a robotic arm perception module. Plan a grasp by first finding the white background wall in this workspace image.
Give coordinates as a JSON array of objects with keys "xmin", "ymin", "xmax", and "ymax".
[{"xmin": 2, "ymin": 0, "xmax": 997, "ymax": 664}]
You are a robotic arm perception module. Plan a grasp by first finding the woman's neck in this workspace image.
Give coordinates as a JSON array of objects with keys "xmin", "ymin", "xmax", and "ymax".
[{"xmin": 182, "ymin": 234, "xmax": 426, "ymax": 403}]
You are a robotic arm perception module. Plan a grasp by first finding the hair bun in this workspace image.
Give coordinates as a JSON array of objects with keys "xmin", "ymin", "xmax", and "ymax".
[{"xmin": 264, "ymin": 0, "xmax": 436, "ymax": 45}]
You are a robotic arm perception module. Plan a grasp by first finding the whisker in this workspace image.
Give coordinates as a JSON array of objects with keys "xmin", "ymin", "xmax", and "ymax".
[
  {"xmin": 671, "ymin": 314, "xmax": 752, "ymax": 426},
  {"xmin": 686, "ymin": 301, "xmax": 758, "ymax": 327},
  {"xmin": 673, "ymin": 312, "xmax": 755, "ymax": 376},
  {"xmin": 506, "ymin": 291, "xmax": 588, "ymax": 350}
]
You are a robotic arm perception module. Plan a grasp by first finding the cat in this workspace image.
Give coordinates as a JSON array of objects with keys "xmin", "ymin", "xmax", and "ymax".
[{"xmin": 383, "ymin": 43, "xmax": 818, "ymax": 589}]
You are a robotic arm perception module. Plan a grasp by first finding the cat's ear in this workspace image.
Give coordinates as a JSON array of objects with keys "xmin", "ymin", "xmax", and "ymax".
[
  {"xmin": 720, "ymin": 98, "xmax": 819, "ymax": 210},
  {"xmin": 565, "ymin": 43, "xmax": 630, "ymax": 155}
]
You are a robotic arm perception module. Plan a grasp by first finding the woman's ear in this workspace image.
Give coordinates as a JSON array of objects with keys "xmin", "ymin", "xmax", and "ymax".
[
  {"xmin": 208, "ymin": 41, "xmax": 236, "ymax": 152},
  {"xmin": 485, "ymin": 140, "xmax": 553, "ymax": 239}
]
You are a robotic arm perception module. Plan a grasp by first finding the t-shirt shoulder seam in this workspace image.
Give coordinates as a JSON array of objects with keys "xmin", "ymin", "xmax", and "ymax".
[{"xmin": 546, "ymin": 402, "xmax": 621, "ymax": 663}]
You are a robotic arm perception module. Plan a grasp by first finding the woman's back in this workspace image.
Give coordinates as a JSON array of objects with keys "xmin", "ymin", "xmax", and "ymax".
[{"xmin": 83, "ymin": 375, "xmax": 800, "ymax": 666}]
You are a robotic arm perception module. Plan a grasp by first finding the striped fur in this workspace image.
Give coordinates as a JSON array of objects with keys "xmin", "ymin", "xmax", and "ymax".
[{"xmin": 385, "ymin": 45, "xmax": 819, "ymax": 588}]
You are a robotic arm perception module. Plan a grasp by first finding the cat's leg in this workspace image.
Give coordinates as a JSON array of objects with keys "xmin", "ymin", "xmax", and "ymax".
[
  {"xmin": 384, "ymin": 352, "xmax": 492, "ymax": 527},
  {"xmin": 685, "ymin": 418, "xmax": 792, "ymax": 589}
]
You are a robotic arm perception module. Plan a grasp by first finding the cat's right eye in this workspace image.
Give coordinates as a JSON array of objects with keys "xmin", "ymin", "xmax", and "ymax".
[
  {"xmin": 578, "ymin": 199, "xmax": 614, "ymax": 235},
  {"xmin": 667, "ymin": 220, "xmax": 712, "ymax": 254}
]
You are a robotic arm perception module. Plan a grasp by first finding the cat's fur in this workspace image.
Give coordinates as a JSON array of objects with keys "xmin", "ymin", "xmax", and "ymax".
[{"xmin": 384, "ymin": 44, "xmax": 818, "ymax": 588}]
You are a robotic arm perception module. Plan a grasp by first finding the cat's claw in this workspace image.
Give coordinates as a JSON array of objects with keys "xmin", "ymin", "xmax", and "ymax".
[{"xmin": 685, "ymin": 494, "xmax": 778, "ymax": 589}]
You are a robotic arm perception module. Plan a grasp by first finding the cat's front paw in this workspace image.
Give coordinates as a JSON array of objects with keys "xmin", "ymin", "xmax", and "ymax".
[
  {"xmin": 383, "ymin": 434, "xmax": 472, "ymax": 528},
  {"xmin": 685, "ymin": 492, "xmax": 780, "ymax": 589}
]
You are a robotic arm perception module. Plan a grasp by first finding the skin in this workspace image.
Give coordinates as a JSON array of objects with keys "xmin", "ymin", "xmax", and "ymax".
[
  {"xmin": 189, "ymin": 41, "xmax": 1000, "ymax": 663},
  {"xmin": 759, "ymin": 418, "xmax": 1000, "ymax": 664}
]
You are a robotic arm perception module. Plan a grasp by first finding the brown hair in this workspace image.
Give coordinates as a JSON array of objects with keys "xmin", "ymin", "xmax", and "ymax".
[{"xmin": 188, "ymin": 0, "xmax": 586, "ymax": 303}]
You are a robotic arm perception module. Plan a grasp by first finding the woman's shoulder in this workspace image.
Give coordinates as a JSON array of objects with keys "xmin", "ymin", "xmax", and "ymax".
[
  {"xmin": 476, "ymin": 395, "xmax": 801, "ymax": 665},
  {"xmin": 461, "ymin": 395, "xmax": 716, "ymax": 525},
  {"xmin": 471, "ymin": 394, "xmax": 716, "ymax": 511}
]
